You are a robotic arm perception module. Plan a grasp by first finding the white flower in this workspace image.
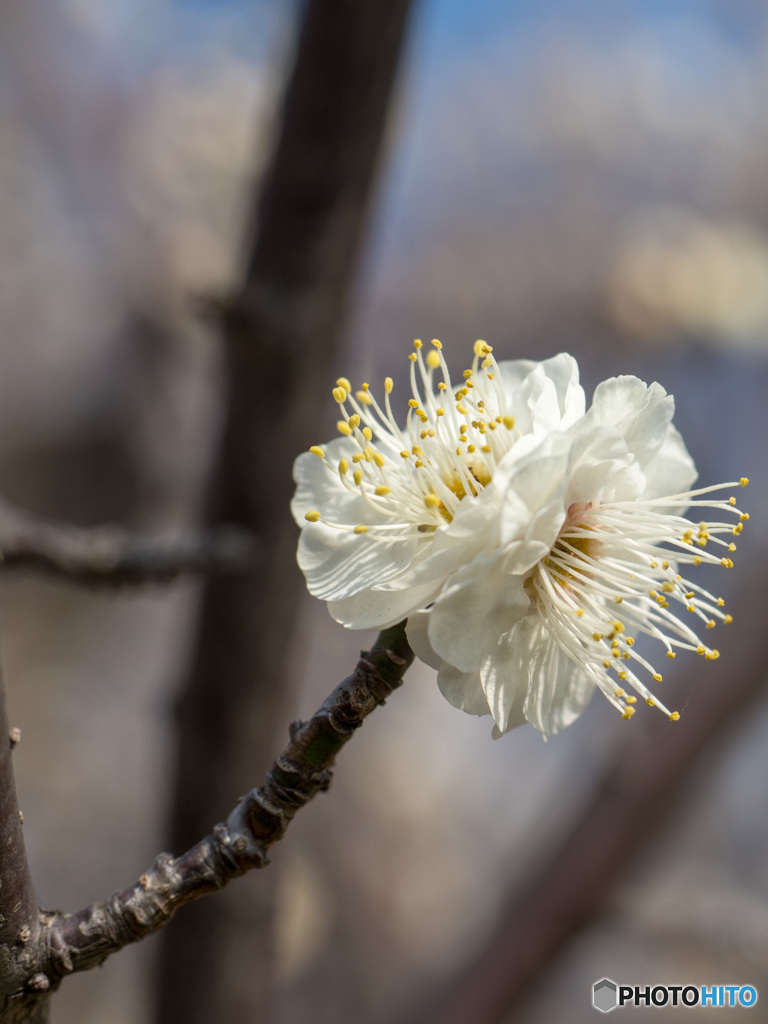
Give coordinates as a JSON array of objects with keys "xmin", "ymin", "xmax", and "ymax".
[{"xmin": 292, "ymin": 341, "xmax": 748, "ymax": 737}]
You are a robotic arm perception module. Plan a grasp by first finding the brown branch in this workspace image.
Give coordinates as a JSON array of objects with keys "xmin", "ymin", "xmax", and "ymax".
[
  {"xmin": 405, "ymin": 570, "xmax": 768, "ymax": 1024},
  {"xmin": 31, "ymin": 623, "xmax": 412, "ymax": 991},
  {"xmin": 0, "ymin": 668, "xmax": 49, "ymax": 1023},
  {"xmin": 0, "ymin": 499, "xmax": 259, "ymax": 585}
]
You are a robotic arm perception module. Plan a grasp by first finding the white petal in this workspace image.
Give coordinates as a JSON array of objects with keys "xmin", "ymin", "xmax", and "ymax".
[
  {"xmin": 292, "ymin": 444, "xmax": 419, "ymax": 601},
  {"xmin": 427, "ymin": 563, "xmax": 529, "ymax": 672},
  {"xmin": 327, "ymin": 576, "xmax": 444, "ymax": 630},
  {"xmin": 641, "ymin": 424, "xmax": 697, "ymax": 504},
  {"xmin": 590, "ymin": 376, "xmax": 674, "ymax": 469},
  {"xmin": 520, "ymin": 620, "xmax": 595, "ymax": 736},
  {"xmin": 436, "ymin": 662, "xmax": 490, "ymax": 717},
  {"xmin": 478, "ymin": 634, "xmax": 529, "ymax": 733},
  {"xmin": 405, "ymin": 611, "xmax": 442, "ymax": 670}
]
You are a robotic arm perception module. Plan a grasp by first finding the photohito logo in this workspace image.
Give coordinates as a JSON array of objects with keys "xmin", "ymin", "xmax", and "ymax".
[{"xmin": 592, "ymin": 980, "xmax": 758, "ymax": 1012}]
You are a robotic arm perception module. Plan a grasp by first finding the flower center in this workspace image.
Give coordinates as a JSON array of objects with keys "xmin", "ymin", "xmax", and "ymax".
[{"xmin": 302, "ymin": 339, "xmax": 515, "ymax": 539}]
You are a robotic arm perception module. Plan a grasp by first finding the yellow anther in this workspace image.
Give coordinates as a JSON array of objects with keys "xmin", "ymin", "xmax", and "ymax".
[
  {"xmin": 336, "ymin": 377, "xmax": 351, "ymax": 392},
  {"xmin": 424, "ymin": 493, "xmax": 440, "ymax": 509},
  {"xmin": 481, "ymin": 445, "xmax": 492, "ymax": 453},
  {"xmin": 612, "ymin": 650, "xmax": 620, "ymax": 658},
  {"xmin": 353, "ymin": 469, "xmax": 363, "ymax": 486},
  {"xmin": 615, "ymin": 688, "xmax": 625, "ymax": 697},
  {"xmin": 721, "ymin": 558, "xmax": 734, "ymax": 568},
  {"xmin": 625, "ymin": 695, "xmax": 637, "ymax": 705},
  {"xmin": 465, "ymin": 380, "xmax": 475, "ymax": 389},
  {"xmin": 576, "ymin": 609, "xmax": 584, "ymax": 617},
  {"xmin": 603, "ymin": 660, "xmax": 611, "ymax": 669},
  {"xmin": 485, "ymin": 368, "xmax": 494, "ymax": 376},
  {"xmin": 412, "ymin": 445, "xmax": 424, "ymax": 456},
  {"xmin": 728, "ymin": 543, "xmax": 736, "ymax": 552},
  {"xmin": 613, "ymin": 621, "xmax": 624, "ymax": 633},
  {"xmin": 652, "ymin": 673, "xmax": 662, "ymax": 683},
  {"xmin": 337, "ymin": 420, "xmax": 352, "ymax": 436},
  {"xmin": 426, "ymin": 351, "xmax": 441, "ymax": 369},
  {"xmin": 352, "ymin": 453, "xmax": 364, "ymax": 463},
  {"xmin": 438, "ymin": 382, "xmax": 447, "ymax": 391},
  {"xmin": 384, "ymin": 377, "xmax": 394, "ymax": 394},
  {"xmin": 409, "ymin": 353, "xmax": 417, "ymax": 362},
  {"xmin": 706, "ymin": 620, "xmax": 715, "ymax": 630},
  {"xmin": 414, "ymin": 339, "xmax": 423, "ymax": 349},
  {"xmin": 592, "ymin": 632, "xmax": 603, "ymax": 641},
  {"xmin": 686, "ymin": 605, "xmax": 695, "ymax": 613},
  {"xmin": 696, "ymin": 645, "xmax": 706, "ymax": 655},
  {"xmin": 693, "ymin": 556, "xmax": 702, "ymax": 566},
  {"xmin": 706, "ymin": 649, "xmax": 720, "ymax": 660},
  {"xmin": 626, "ymin": 637, "xmax": 635, "ymax": 646},
  {"xmin": 618, "ymin": 671, "xmax": 627, "ymax": 680},
  {"xmin": 502, "ymin": 416, "xmax": 515, "ymax": 430},
  {"xmin": 661, "ymin": 561, "xmax": 669, "ymax": 570},
  {"xmin": 348, "ymin": 414, "xmax": 361, "ymax": 429},
  {"xmin": 615, "ymin": 596, "xmax": 623, "ymax": 604},
  {"xmin": 467, "ymin": 444, "xmax": 476, "ymax": 453},
  {"xmin": 646, "ymin": 698, "xmax": 655, "ymax": 707},
  {"xmin": 310, "ymin": 446, "xmax": 325, "ymax": 457},
  {"xmin": 650, "ymin": 560, "xmax": 658, "ymax": 569},
  {"xmin": 685, "ymin": 591, "xmax": 695, "ymax": 599},
  {"xmin": 363, "ymin": 447, "xmax": 374, "ymax": 461},
  {"xmin": 408, "ymin": 399, "xmax": 419, "ymax": 409},
  {"xmin": 740, "ymin": 513, "xmax": 749, "ymax": 521},
  {"xmin": 611, "ymin": 639, "xmax": 619, "ymax": 649},
  {"xmin": 667, "ymin": 651, "xmax": 676, "ymax": 659},
  {"xmin": 649, "ymin": 590, "xmax": 658, "ymax": 598},
  {"xmin": 436, "ymin": 407, "xmax": 445, "ymax": 415},
  {"xmin": 669, "ymin": 711, "xmax": 680, "ymax": 722},
  {"xmin": 473, "ymin": 339, "xmax": 492, "ymax": 356},
  {"xmin": 622, "ymin": 651, "xmax": 630, "ymax": 660},
  {"xmin": 356, "ymin": 391, "xmax": 373, "ymax": 405},
  {"xmin": 354, "ymin": 524, "xmax": 369, "ymax": 534},
  {"xmin": 462, "ymin": 369, "xmax": 473, "ymax": 379},
  {"xmin": 400, "ymin": 450, "xmax": 410, "ymax": 459},
  {"xmin": 332, "ymin": 387, "xmax": 347, "ymax": 403},
  {"xmin": 375, "ymin": 485, "xmax": 390, "ymax": 497},
  {"xmin": 662, "ymin": 582, "xmax": 674, "ymax": 593},
  {"xmin": 715, "ymin": 597, "xmax": 724, "ymax": 606},
  {"xmin": 622, "ymin": 708, "xmax": 636, "ymax": 720},
  {"xmin": 733, "ymin": 523, "xmax": 742, "ymax": 535},
  {"xmin": 682, "ymin": 531, "xmax": 693, "ymax": 544},
  {"xmin": 724, "ymin": 614, "xmax": 733, "ymax": 625},
  {"xmin": 338, "ymin": 458, "xmax": 349, "ymax": 475},
  {"xmin": 415, "ymin": 460, "xmax": 424, "ymax": 468},
  {"xmin": 304, "ymin": 510, "xmax": 321, "ymax": 522},
  {"xmin": 456, "ymin": 403, "xmax": 468, "ymax": 415},
  {"xmin": 431, "ymin": 338, "xmax": 442, "ymax": 349},
  {"xmin": 740, "ymin": 477, "xmax": 749, "ymax": 486}
]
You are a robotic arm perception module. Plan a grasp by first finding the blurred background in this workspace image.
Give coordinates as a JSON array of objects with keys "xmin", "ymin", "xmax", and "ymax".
[{"xmin": 2, "ymin": 0, "xmax": 768, "ymax": 1021}]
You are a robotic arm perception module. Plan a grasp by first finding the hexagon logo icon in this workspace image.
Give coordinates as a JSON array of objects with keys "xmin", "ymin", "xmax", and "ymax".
[{"xmin": 593, "ymin": 978, "xmax": 619, "ymax": 1013}]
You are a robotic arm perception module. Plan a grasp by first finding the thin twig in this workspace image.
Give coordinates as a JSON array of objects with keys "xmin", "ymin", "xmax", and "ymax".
[
  {"xmin": 33, "ymin": 623, "xmax": 412, "ymax": 990},
  {"xmin": 0, "ymin": 498, "xmax": 259, "ymax": 585}
]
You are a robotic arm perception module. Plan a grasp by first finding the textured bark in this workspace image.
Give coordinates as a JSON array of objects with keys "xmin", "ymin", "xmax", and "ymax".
[
  {"xmin": 0, "ymin": 499, "xmax": 258, "ymax": 585},
  {"xmin": 155, "ymin": 1, "xmax": 415, "ymax": 1021},
  {"xmin": 406, "ymin": 573, "xmax": 768, "ymax": 1024},
  {"xmin": 38, "ymin": 624, "xmax": 412, "ymax": 982},
  {"xmin": 0, "ymin": 670, "xmax": 48, "ymax": 1024}
]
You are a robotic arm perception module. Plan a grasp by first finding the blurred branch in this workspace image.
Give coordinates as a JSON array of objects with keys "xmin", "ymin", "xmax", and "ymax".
[
  {"xmin": 0, "ymin": 499, "xmax": 259, "ymax": 585},
  {"xmin": 157, "ymin": 1, "xmax": 416, "ymax": 1021},
  {"xmin": 33, "ymin": 624, "xmax": 412, "ymax": 993},
  {"xmin": 406, "ymin": 570, "xmax": 768, "ymax": 1024}
]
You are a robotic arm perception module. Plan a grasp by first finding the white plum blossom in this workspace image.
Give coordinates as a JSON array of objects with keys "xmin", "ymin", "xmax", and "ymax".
[{"xmin": 292, "ymin": 341, "xmax": 748, "ymax": 737}]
